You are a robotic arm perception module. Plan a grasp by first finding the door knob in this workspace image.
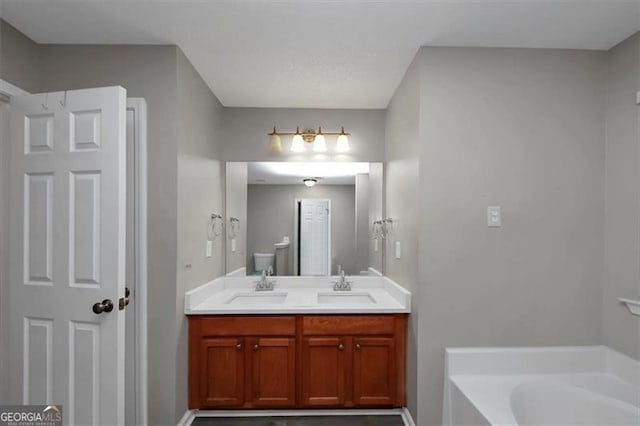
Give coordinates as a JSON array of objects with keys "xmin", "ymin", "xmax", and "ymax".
[
  {"xmin": 338, "ymin": 343, "xmax": 344, "ymax": 350},
  {"xmin": 236, "ymin": 343, "xmax": 242, "ymax": 350},
  {"xmin": 92, "ymin": 299, "xmax": 114, "ymax": 314},
  {"xmin": 355, "ymin": 343, "xmax": 361, "ymax": 350},
  {"xmin": 253, "ymin": 344, "xmax": 259, "ymax": 351}
]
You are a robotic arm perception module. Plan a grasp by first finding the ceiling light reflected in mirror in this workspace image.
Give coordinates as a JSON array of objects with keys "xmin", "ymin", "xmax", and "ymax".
[{"xmin": 248, "ymin": 162, "xmax": 370, "ymax": 185}]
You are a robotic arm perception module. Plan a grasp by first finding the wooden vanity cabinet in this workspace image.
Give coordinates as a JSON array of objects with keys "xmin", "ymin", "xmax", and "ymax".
[
  {"xmin": 188, "ymin": 314, "xmax": 407, "ymax": 410},
  {"xmin": 248, "ymin": 336, "xmax": 296, "ymax": 407},
  {"xmin": 189, "ymin": 316, "xmax": 297, "ymax": 409},
  {"xmin": 301, "ymin": 336, "xmax": 347, "ymax": 406},
  {"xmin": 199, "ymin": 337, "xmax": 245, "ymax": 407},
  {"xmin": 300, "ymin": 315, "xmax": 406, "ymax": 408},
  {"xmin": 300, "ymin": 336, "xmax": 397, "ymax": 407},
  {"xmin": 352, "ymin": 336, "xmax": 397, "ymax": 406}
]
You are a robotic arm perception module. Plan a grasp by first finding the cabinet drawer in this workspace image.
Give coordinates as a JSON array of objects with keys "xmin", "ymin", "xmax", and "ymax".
[
  {"xmin": 198, "ymin": 316, "xmax": 296, "ymax": 336},
  {"xmin": 302, "ymin": 315, "xmax": 395, "ymax": 336}
]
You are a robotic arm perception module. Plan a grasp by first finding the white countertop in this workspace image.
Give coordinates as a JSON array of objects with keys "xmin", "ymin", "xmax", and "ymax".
[{"xmin": 185, "ymin": 275, "xmax": 411, "ymax": 315}]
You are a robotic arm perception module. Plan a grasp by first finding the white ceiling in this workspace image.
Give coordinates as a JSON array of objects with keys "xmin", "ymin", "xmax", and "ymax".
[
  {"xmin": 247, "ymin": 162, "xmax": 370, "ymax": 185},
  {"xmin": 2, "ymin": 0, "xmax": 639, "ymax": 109}
]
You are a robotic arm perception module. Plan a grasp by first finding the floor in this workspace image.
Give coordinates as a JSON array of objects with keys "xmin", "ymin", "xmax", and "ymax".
[{"xmin": 192, "ymin": 415, "xmax": 405, "ymax": 426}]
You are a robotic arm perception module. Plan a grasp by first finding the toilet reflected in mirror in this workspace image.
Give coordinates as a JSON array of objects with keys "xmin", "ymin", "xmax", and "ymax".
[
  {"xmin": 225, "ymin": 162, "xmax": 384, "ymax": 277},
  {"xmin": 253, "ymin": 252, "xmax": 275, "ymax": 274}
]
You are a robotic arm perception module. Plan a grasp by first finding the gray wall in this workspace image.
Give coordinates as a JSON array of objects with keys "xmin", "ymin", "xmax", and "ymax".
[
  {"xmin": 417, "ymin": 47, "xmax": 606, "ymax": 425},
  {"xmin": 603, "ymin": 33, "xmax": 640, "ymax": 360},
  {"xmin": 384, "ymin": 54, "xmax": 421, "ymax": 421},
  {"xmin": 174, "ymin": 49, "xmax": 225, "ymax": 420},
  {"xmin": 222, "ymin": 108, "xmax": 385, "ymax": 162},
  {"xmin": 39, "ymin": 44, "xmax": 181, "ymax": 425},
  {"xmin": 247, "ymin": 184, "xmax": 356, "ymax": 275},
  {"xmin": 0, "ymin": 19, "xmax": 41, "ymax": 93},
  {"xmin": 225, "ymin": 162, "xmax": 248, "ymax": 274}
]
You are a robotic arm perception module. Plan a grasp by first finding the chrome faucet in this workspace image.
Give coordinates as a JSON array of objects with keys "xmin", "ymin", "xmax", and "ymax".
[
  {"xmin": 332, "ymin": 266, "xmax": 352, "ymax": 291},
  {"xmin": 256, "ymin": 266, "xmax": 275, "ymax": 291}
]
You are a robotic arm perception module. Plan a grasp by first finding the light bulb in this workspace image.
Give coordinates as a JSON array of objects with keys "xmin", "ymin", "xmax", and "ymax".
[
  {"xmin": 336, "ymin": 134, "xmax": 350, "ymax": 152},
  {"xmin": 303, "ymin": 178, "xmax": 317, "ymax": 187},
  {"xmin": 313, "ymin": 134, "xmax": 327, "ymax": 152},
  {"xmin": 268, "ymin": 133, "xmax": 282, "ymax": 153},
  {"xmin": 291, "ymin": 134, "xmax": 305, "ymax": 152}
]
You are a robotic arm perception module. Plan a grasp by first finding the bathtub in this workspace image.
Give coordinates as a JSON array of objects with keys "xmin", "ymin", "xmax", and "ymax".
[{"xmin": 443, "ymin": 346, "xmax": 640, "ymax": 425}]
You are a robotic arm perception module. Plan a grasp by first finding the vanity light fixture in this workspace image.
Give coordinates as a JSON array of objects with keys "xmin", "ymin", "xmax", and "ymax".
[
  {"xmin": 312, "ymin": 128, "xmax": 327, "ymax": 152},
  {"xmin": 268, "ymin": 127, "xmax": 283, "ymax": 153},
  {"xmin": 336, "ymin": 127, "xmax": 350, "ymax": 152},
  {"xmin": 266, "ymin": 126, "xmax": 351, "ymax": 153},
  {"xmin": 291, "ymin": 128, "xmax": 305, "ymax": 153},
  {"xmin": 303, "ymin": 178, "xmax": 318, "ymax": 187}
]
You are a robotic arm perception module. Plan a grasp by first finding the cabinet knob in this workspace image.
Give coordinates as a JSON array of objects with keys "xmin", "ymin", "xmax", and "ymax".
[
  {"xmin": 253, "ymin": 344, "xmax": 259, "ymax": 351},
  {"xmin": 355, "ymin": 343, "xmax": 361, "ymax": 350},
  {"xmin": 338, "ymin": 343, "xmax": 344, "ymax": 350},
  {"xmin": 236, "ymin": 343, "xmax": 242, "ymax": 350}
]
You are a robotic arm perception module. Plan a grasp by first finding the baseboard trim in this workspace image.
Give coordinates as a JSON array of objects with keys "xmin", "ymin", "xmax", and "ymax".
[
  {"xmin": 401, "ymin": 407, "xmax": 416, "ymax": 426},
  {"xmin": 177, "ymin": 409, "xmax": 197, "ymax": 425},
  {"xmin": 189, "ymin": 408, "xmax": 411, "ymax": 425}
]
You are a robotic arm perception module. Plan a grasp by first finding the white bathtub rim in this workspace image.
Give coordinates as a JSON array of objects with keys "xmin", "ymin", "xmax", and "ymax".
[
  {"xmin": 445, "ymin": 345, "xmax": 638, "ymax": 384},
  {"xmin": 443, "ymin": 346, "xmax": 640, "ymax": 426}
]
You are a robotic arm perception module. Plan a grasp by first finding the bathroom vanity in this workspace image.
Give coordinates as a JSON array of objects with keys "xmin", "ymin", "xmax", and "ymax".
[{"xmin": 185, "ymin": 276, "xmax": 411, "ymax": 410}]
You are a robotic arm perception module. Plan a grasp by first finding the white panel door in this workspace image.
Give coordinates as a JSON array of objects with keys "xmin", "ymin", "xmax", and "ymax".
[
  {"xmin": 8, "ymin": 87, "xmax": 127, "ymax": 425},
  {"xmin": 300, "ymin": 199, "xmax": 330, "ymax": 276}
]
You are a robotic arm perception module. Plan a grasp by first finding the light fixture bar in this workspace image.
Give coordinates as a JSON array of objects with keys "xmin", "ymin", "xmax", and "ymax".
[
  {"xmin": 267, "ymin": 127, "xmax": 351, "ymax": 137},
  {"xmin": 269, "ymin": 126, "xmax": 351, "ymax": 153}
]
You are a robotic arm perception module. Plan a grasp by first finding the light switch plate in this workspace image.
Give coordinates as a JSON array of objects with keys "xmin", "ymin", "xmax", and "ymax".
[
  {"xmin": 374, "ymin": 238, "xmax": 379, "ymax": 252},
  {"xmin": 206, "ymin": 240, "xmax": 213, "ymax": 257},
  {"xmin": 488, "ymin": 206, "xmax": 502, "ymax": 227},
  {"xmin": 231, "ymin": 238, "xmax": 236, "ymax": 253},
  {"xmin": 395, "ymin": 241, "xmax": 401, "ymax": 259}
]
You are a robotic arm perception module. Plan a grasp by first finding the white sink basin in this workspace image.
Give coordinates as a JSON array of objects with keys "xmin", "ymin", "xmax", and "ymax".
[
  {"xmin": 317, "ymin": 292, "xmax": 377, "ymax": 305},
  {"xmin": 225, "ymin": 292, "xmax": 288, "ymax": 305}
]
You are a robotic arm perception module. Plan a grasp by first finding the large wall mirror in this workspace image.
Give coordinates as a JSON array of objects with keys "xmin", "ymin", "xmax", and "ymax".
[{"xmin": 225, "ymin": 162, "xmax": 384, "ymax": 277}]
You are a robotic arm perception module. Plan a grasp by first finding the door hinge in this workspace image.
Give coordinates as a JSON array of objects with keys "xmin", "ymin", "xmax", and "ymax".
[{"xmin": 118, "ymin": 287, "xmax": 131, "ymax": 311}]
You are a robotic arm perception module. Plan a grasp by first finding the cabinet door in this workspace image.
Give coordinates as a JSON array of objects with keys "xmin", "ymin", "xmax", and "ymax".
[
  {"xmin": 200, "ymin": 337, "xmax": 245, "ymax": 407},
  {"xmin": 250, "ymin": 337, "xmax": 296, "ymax": 407},
  {"xmin": 301, "ymin": 337, "xmax": 346, "ymax": 406},
  {"xmin": 353, "ymin": 337, "xmax": 396, "ymax": 406}
]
